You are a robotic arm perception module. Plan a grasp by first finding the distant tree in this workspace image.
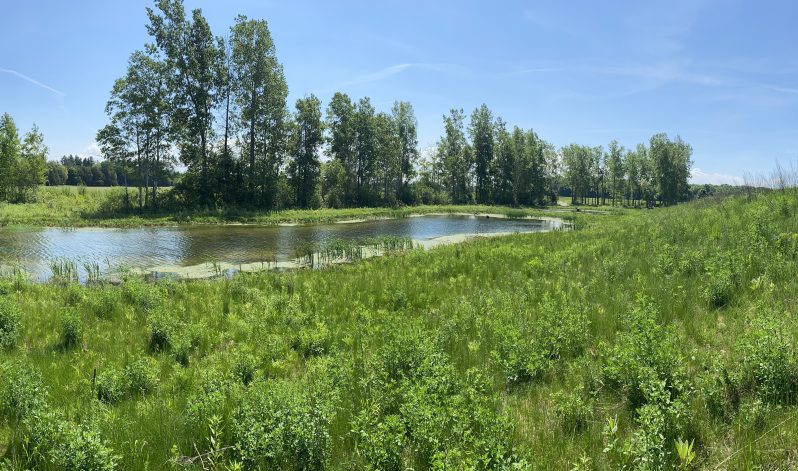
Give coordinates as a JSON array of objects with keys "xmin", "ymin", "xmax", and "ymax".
[
  {"xmin": 469, "ymin": 104, "xmax": 494, "ymax": 203},
  {"xmin": 0, "ymin": 114, "xmax": 46, "ymax": 202},
  {"xmin": 374, "ymin": 111, "xmax": 400, "ymax": 206},
  {"xmin": 230, "ymin": 15, "xmax": 288, "ymax": 207},
  {"xmin": 147, "ymin": 0, "xmax": 225, "ymax": 204},
  {"xmin": 326, "ymin": 93, "xmax": 357, "ymax": 205},
  {"xmin": 353, "ymin": 97, "xmax": 377, "ymax": 205},
  {"xmin": 437, "ymin": 109, "xmax": 471, "ymax": 204},
  {"xmin": 606, "ymin": 140, "xmax": 625, "ymax": 206},
  {"xmin": 46, "ymin": 161, "xmax": 68, "ymax": 186},
  {"xmin": 391, "ymin": 101, "xmax": 418, "ymax": 204},
  {"xmin": 288, "ymin": 95, "xmax": 324, "ymax": 208},
  {"xmin": 321, "ymin": 159, "xmax": 346, "ymax": 208},
  {"xmin": 0, "ymin": 113, "xmax": 21, "ymax": 200},
  {"xmin": 14, "ymin": 124, "xmax": 48, "ymax": 201},
  {"xmin": 650, "ymin": 133, "xmax": 692, "ymax": 205},
  {"xmin": 491, "ymin": 118, "xmax": 514, "ymax": 205}
]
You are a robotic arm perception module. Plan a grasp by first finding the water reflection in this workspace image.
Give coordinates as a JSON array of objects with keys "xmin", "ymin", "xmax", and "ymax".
[{"xmin": 0, "ymin": 215, "xmax": 563, "ymax": 281}]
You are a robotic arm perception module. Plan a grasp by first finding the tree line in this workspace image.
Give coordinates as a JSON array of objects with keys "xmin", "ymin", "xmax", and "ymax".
[
  {"xmin": 95, "ymin": 0, "xmax": 693, "ymax": 211},
  {"xmin": 45, "ymin": 156, "xmax": 177, "ymax": 188},
  {"xmin": 0, "ymin": 113, "xmax": 47, "ymax": 203}
]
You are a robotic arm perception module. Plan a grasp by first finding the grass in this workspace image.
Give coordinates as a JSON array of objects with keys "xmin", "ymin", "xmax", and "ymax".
[
  {"xmin": 1, "ymin": 189, "xmax": 797, "ymax": 469},
  {"xmin": 0, "ymin": 186, "xmax": 612, "ymax": 228}
]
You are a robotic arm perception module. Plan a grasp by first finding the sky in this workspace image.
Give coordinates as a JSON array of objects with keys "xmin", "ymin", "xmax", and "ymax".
[{"xmin": 1, "ymin": 0, "xmax": 797, "ymax": 185}]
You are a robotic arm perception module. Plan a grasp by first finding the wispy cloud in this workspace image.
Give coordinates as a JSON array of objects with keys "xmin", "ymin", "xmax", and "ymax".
[
  {"xmin": 514, "ymin": 62, "xmax": 727, "ymax": 87},
  {"xmin": 769, "ymin": 86, "xmax": 798, "ymax": 95},
  {"xmin": 332, "ymin": 63, "xmax": 462, "ymax": 89},
  {"xmin": 690, "ymin": 167, "xmax": 744, "ymax": 185},
  {"xmin": 0, "ymin": 67, "xmax": 65, "ymax": 97}
]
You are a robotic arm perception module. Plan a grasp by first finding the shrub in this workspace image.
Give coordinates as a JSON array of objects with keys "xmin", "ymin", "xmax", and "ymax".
[
  {"xmin": 123, "ymin": 280, "xmax": 162, "ymax": 312},
  {"xmin": 736, "ymin": 313, "xmax": 798, "ymax": 403},
  {"xmin": 493, "ymin": 297, "xmax": 588, "ymax": 385},
  {"xmin": 123, "ymin": 357, "xmax": 159, "ymax": 396},
  {"xmin": 148, "ymin": 310, "xmax": 178, "ymax": 352},
  {"xmin": 0, "ymin": 297, "xmax": 21, "ymax": 349},
  {"xmin": 95, "ymin": 367, "xmax": 125, "ymax": 404},
  {"xmin": 60, "ymin": 309, "xmax": 83, "ymax": 349},
  {"xmin": 24, "ymin": 411, "xmax": 119, "ymax": 470},
  {"xmin": 603, "ymin": 299, "xmax": 688, "ymax": 408},
  {"xmin": 0, "ymin": 362, "xmax": 47, "ymax": 420},
  {"xmin": 233, "ymin": 352, "xmax": 258, "ymax": 385},
  {"xmin": 352, "ymin": 407, "xmax": 406, "ymax": 471},
  {"xmin": 292, "ymin": 322, "xmax": 332, "ymax": 358},
  {"xmin": 233, "ymin": 380, "xmax": 333, "ymax": 470},
  {"xmin": 703, "ymin": 267, "xmax": 736, "ymax": 308}
]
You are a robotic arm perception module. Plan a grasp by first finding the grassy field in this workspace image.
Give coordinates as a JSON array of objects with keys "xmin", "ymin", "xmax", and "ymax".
[
  {"xmin": 0, "ymin": 186, "xmax": 612, "ymax": 228},
  {"xmin": 1, "ymin": 189, "xmax": 797, "ymax": 469}
]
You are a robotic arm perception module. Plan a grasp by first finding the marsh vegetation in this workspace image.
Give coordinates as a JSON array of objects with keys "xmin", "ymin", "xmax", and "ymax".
[{"xmin": 1, "ymin": 188, "xmax": 797, "ymax": 469}]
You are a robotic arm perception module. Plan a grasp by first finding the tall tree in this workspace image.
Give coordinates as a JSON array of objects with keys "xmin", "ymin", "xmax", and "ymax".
[
  {"xmin": 0, "ymin": 114, "xmax": 46, "ymax": 203},
  {"xmin": 230, "ymin": 15, "xmax": 287, "ymax": 207},
  {"xmin": 491, "ymin": 118, "xmax": 514, "ymax": 205},
  {"xmin": 147, "ymin": 0, "xmax": 225, "ymax": 204},
  {"xmin": 606, "ymin": 140, "xmax": 625, "ymax": 206},
  {"xmin": 437, "ymin": 109, "xmax": 471, "ymax": 204},
  {"xmin": 326, "ymin": 93, "xmax": 357, "ymax": 206},
  {"xmin": 0, "ymin": 113, "xmax": 20, "ymax": 201},
  {"xmin": 288, "ymin": 95, "xmax": 324, "ymax": 208},
  {"xmin": 353, "ymin": 97, "xmax": 377, "ymax": 205},
  {"xmin": 391, "ymin": 101, "xmax": 418, "ymax": 204},
  {"xmin": 15, "ymin": 125, "xmax": 48, "ymax": 202},
  {"xmin": 374, "ymin": 112, "xmax": 400, "ymax": 206},
  {"xmin": 469, "ymin": 104, "xmax": 494, "ymax": 204}
]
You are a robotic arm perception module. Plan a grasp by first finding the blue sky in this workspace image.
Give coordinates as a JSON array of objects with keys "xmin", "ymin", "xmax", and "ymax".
[{"xmin": 1, "ymin": 0, "xmax": 797, "ymax": 184}]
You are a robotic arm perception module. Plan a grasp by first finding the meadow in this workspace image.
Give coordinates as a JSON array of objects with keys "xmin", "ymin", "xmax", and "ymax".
[
  {"xmin": 1, "ymin": 189, "xmax": 798, "ymax": 469},
  {"xmin": 0, "ymin": 186, "xmax": 589, "ymax": 228}
]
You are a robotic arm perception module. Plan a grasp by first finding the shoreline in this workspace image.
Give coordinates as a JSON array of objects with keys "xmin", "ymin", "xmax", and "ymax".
[
  {"xmin": 129, "ymin": 226, "xmax": 567, "ymax": 281},
  {"xmin": 0, "ymin": 206, "xmax": 586, "ymax": 230}
]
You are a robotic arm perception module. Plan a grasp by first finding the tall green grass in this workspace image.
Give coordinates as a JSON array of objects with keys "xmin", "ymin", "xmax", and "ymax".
[{"xmin": 1, "ymin": 190, "xmax": 797, "ymax": 469}]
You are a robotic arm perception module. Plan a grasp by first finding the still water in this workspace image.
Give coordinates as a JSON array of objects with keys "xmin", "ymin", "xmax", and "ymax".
[{"xmin": 0, "ymin": 215, "xmax": 564, "ymax": 281}]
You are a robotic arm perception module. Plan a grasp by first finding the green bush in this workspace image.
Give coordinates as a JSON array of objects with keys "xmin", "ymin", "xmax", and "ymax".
[
  {"xmin": 233, "ymin": 380, "xmax": 333, "ymax": 470},
  {"xmin": 736, "ymin": 313, "xmax": 798, "ymax": 403},
  {"xmin": 0, "ymin": 297, "xmax": 21, "ymax": 349},
  {"xmin": 493, "ymin": 297, "xmax": 588, "ymax": 385},
  {"xmin": 352, "ymin": 408, "xmax": 406, "ymax": 470},
  {"xmin": 148, "ymin": 310, "xmax": 178, "ymax": 352},
  {"xmin": 603, "ymin": 298, "xmax": 688, "ymax": 408},
  {"xmin": 292, "ymin": 322, "xmax": 332, "ymax": 358},
  {"xmin": 24, "ymin": 411, "xmax": 119, "ymax": 470},
  {"xmin": 95, "ymin": 367, "xmax": 125, "ymax": 404},
  {"xmin": 60, "ymin": 309, "xmax": 83, "ymax": 349},
  {"xmin": 123, "ymin": 357, "xmax": 159, "ymax": 396},
  {"xmin": 90, "ymin": 288, "xmax": 122, "ymax": 320},
  {"xmin": 0, "ymin": 362, "xmax": 47, "ymax": 420},
  {"xmin": 233, "ymin": 351, "xmax": 258, "ymax": 385}
]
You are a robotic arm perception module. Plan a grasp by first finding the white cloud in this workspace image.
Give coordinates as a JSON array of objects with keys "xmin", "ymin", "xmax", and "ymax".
[
  {"xmin": 86, "ymin": 142, "xmax": 101, "ymax": 155},
  {"xmin": 0, "ymin": 67, "xmax": 65, "ymax": 97},
  {"xmin": 690, "ymin": 167, "xmax": 744, "ymax": 185},
  {"xmin": 333, "ymin": 63, "xmax": 461, "ymax": 89}
]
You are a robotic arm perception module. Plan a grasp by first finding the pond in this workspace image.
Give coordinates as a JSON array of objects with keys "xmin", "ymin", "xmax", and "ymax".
[{"xmin": 0, "ymin": 214, "xmax": 565, "ymax": 282}]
